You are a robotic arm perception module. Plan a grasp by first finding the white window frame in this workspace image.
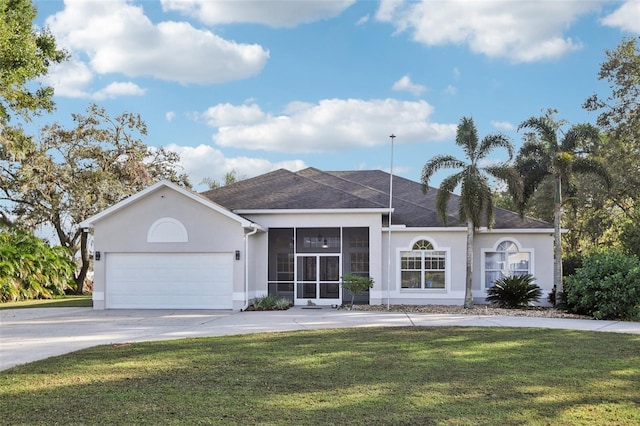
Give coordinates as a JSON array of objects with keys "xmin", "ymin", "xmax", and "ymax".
[
  {"xmin": 397, "ymin": 237, "xmax": 450, "ymax": 292},
  {"xmin": 481, "ymin": 238, "xmax": 534, "ymax": 290}
]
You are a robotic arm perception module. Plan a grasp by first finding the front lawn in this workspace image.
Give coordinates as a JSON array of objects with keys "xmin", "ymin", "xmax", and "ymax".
[
  {"xmin": 1, "ymin": 327, "xmax": 639, "ymax": 425},
  {"xmin": 0, "ymin": 295, "xmax": 92, "ymax": 309}
]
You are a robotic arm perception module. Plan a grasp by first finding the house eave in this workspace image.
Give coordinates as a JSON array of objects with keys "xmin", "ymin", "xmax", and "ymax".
[
  {"xmin": 476, "ymin": 227, "xmax": 555, "ymax": 234},
  {"xmin": 234, "ymin": 208, "xmax": 392, "ymax": 215},
  {"xmin": 383, "ymin": 226, "xmax": 555, "ymax": 233}
]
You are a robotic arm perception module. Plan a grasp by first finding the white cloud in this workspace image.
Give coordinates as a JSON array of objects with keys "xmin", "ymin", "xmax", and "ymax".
[
  {"xmin": 165, "ymin": 111, "xmax": 176, "ymax": 122},
  {"xmin": 491, "ymin": 120, "xmax": 515, "ymax": 131},
  {"xmin": 166, "ymin": 143, "xmax": 307, "ymax": 189},
  {"xmin": 201, "ymin": 103, "xmax": 266, "ymax": 127},
  {"xmin": 92, "ymin": 82, "xmax": 146, "ymax": 100},
  {"xmin": 161, "ymin": 0, "xmax": 356, "ymax": 28},
  {"xmin": 356, "ymin": 14, "xmax": 370, "ymax": 26},
  {"xmin": 392, "ymin": 75, "xmax": 427, "ymax": 96},
  {"xmin": 375, "ymin": 0, "xmax": 599, "ymax": 62},
  {"xmin": 203, "ymin": 98, "xmax": 456, "ymax": 153},
  {"xmin": 452, "ymin": 67, "xmax": 461, "ymax": 80},
  {"xmin": 45, "ymin": 60, "xmax": 145, "ymax": 100},
  {"xmin": 45, "ymin": 60, "xmax": 94, "ymax": 98},
  {"xmin": 601, "ymin": 0, "xmax": 640, "ymax": 33},
  {"xmin": 45, "ymin": 0, "xmax": 269, "ymax": 90},
  {"xmin": 444, "ymin": 85, "xmax": 458, "ymax": 96}
]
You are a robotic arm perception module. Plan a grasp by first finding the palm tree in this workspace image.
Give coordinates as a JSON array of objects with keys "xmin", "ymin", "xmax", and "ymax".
[
  {"xmin": 422, "ymin": 117, "xmax": 521, "ymax": 308},
  {"xmin": 516, "ymin": 114, "xmax": 610, "ymax": 303}
]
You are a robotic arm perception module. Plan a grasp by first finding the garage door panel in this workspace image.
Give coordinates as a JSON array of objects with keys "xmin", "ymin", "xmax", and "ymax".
[{"xmin": 106, "ymin": 253, "xmax": 233, "ymax": 309}]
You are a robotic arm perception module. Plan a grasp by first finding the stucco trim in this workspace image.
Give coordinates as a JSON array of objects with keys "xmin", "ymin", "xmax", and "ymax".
[{"xmin": 147, "ymin": 217, "xmax": 189, "ymax": 243}]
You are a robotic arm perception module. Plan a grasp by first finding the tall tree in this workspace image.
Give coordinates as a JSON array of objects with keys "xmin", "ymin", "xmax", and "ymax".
[
  {"xmin": 422, "ymin": 117, "xmax": 520, "ymax": 308},
  {"xmin": 0, "ymin": 0, "xmax": 66, "ymax": 140},
  {"xmin": 515, "ymin": 113, "xmax": 610, "ymax": 302},
  {"xmin": 1, "ymin": 0, "xmax": 66, "ymax": 225},
  {"xmin": 583, "ymin": 36, "xmax": 640, "ymax": 250},
  {"xmin": 0, "ymin": 104, "xmax": 190, "ymax": 293},
  {"xmin": 201, "ymin": 169, "xmax": 244, "ymax": 190}
]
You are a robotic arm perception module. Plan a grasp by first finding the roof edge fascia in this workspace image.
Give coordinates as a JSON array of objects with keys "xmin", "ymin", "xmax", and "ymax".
[
  {"xmin": 476, "ymin": 228, "xmax": 555, "ymax": 233},
  {"xmin": 383, "ymin": 227, "xmax": 555, "ymax": 233},
  {"xmin": 235, "ymin": 208, "xmax": 392, "ymax": 215},
  {"xmin": 80, "ymin": 180, "xmax": 256, "ymax": 230},
  {"xmin": 384, "ymin": 226, "xmax": 467, "ymax": 232}
]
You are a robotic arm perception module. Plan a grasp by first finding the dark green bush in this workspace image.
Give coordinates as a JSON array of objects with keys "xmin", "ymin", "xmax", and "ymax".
[
  {"xmin": 485, "ymin": 274, "xmax": 542, "ymax": 308},
  {"xmin": 563, "ymin": 251, "xmax": 583, "ymax": 277},
  {"xmin": 565, "ymin": 249, "xmax": 640, "ymax": 320},
  {"xmin": 0, "ymin": 229, "xmax": 75, "ymax": 302}
]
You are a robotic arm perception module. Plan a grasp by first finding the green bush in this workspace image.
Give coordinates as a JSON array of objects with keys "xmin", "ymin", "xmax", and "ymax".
[
  {"xmin": 485, "ymin": 274, "xmax": 542, "ymax": 308},
  {"xmin": 0, "ymin": 229, "xmax": 76, "ymax": 302},
  {"xmin": 341, "ymin": 273, "xmax": 374, "ymax": 309},
  {"xmin": 565, "ymin": 249, "xmax": 640, "ymax": 320}
]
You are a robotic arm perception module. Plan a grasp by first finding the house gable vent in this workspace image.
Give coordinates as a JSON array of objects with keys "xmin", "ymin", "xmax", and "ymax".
[{"xmin": 147, "ymin": 217, "xmax": 188, "ymax": 243}]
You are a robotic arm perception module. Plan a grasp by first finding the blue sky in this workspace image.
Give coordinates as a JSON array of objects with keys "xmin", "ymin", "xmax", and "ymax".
[{"xmin": 33, "ymin": 0, "xmax": 640, "ymax": 191}]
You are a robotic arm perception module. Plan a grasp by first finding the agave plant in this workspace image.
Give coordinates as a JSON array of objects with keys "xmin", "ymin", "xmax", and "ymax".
[
  {"xmin": 249, "ymin": 295, "xmax": 291, "ymax": 310},
  {"xmin": 486, "ymin": 274, "xmax": 542, "ymax": 308}
]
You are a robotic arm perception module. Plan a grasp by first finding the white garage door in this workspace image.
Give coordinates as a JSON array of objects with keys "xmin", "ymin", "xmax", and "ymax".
[{"xmin": 106, "ymin": 253, "xmax": 233, "ymax": 309}]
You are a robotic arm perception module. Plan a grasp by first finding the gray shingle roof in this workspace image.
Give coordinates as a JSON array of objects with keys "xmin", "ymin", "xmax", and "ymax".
[{"xmin": 202, "ymin": 167, "xmax": 551, "ymax": 229}]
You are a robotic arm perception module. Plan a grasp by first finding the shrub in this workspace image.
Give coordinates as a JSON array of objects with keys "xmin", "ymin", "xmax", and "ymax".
[
  {"xmin": 565, "ymin": 249, "xmax": 640, "ymax": 320},
  {"xmin": 249, "ymin": 295, "xmax": 291, "ymax": 311},
  {"xmin": 485, "ymin": 274, "xmax": 542, "ymax": 308},
  {"xmin": 563, "ymin": 251, "xmax": 583, "ymax": 277},
  {"xmin": 341, "ymin": 273, "xmax": 374, "ymax": 309},
  {"xmin": 274, "ymin": 297, "xmax": 292, "ymax": 310},
  {"xmin": 0, "ymin": 229, "xmax": 75, "ymax": 302}
]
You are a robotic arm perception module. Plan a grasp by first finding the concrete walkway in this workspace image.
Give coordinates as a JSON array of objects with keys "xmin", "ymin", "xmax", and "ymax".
[{"xmin": 2, "ymin": 307, "xmax": 640, "ymax": 371}]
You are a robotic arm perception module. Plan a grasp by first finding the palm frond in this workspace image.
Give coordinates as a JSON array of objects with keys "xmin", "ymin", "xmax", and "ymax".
[
  {"xmin": 456, "ymin": 117, "xmax": 479, "ymax": 160},
  {"xmin": 478, "ymin": 134, "xmax": 514, "ymax": 161},
  {"xmin": 570, "ymin": 157, "xmax": 612, "ymax": 189},
  {"xmin": 459, "ymin": 171, "xmax": 493, "ymax": 228},
  {"xmin": 435, "ymin": 172, "xmax": 464, "ymax": 226},
  {"xmin": 486, "ymin": 163, "xmax": 524, "ymax": 206},
  {"xmin": 518, "ymin": 116, "xmax": 558, "ymax": 150},
  {"xmin": 515, "ymin": 155, "xmax": 552, "ymax": 212},
  {"xmin": 517, "ymin": 139, "xmax": 549, "ymax": 159},
  {"xmin": 561, "ymin": 123, "xmax": 601, "ymax": 153},
  {"xmin": 421, "ymin": 155, "xmax": 466, "ymax": 193}
]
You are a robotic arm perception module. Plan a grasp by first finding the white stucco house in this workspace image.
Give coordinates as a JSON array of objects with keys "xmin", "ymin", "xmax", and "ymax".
[{"xmin": 80, "ymin": 168, "xmax": 554, "ymax": 310}]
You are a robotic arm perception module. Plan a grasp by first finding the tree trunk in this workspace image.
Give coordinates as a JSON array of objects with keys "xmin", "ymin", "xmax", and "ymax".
[
  {"xmin": 553, "ymin": 175, "xmax": 563, "ymax": 305},
  {"xmin": 74, "ymin": 230, "xmax": 90, "ymax": 294},
  {"xmin": 464, "ymin": 218, "xmax": 474, "ymax": 309}
]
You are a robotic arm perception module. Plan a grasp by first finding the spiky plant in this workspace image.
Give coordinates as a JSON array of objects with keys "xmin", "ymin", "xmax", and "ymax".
[{"xmin": 486, "ymin": 274, "xmax": 542, "ymax": 308}]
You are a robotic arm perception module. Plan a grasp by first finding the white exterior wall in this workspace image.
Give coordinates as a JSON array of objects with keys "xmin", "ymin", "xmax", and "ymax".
[
  {"xmin": 90, "ymin": 186, "xmax": 248, "ymax": 309},
  {"xmin": 373, "ymin": 228, "xmax": 468, "ymax": 305},
  {"xmin": 475, "ymin": 230, "xmax": 555, "ymax": 306},
  {"xmin": 372, "ymin": 227, "xmax": 554, "ymax": 306},
  {"xmin": 243, "ymin": 211, "xmax": 383, "ymax": 303}
]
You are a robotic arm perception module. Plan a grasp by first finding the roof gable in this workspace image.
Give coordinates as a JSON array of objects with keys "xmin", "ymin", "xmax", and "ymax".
[{"xmin": 80, "ymin": 180, "xmax": 257, "ymax": 229}]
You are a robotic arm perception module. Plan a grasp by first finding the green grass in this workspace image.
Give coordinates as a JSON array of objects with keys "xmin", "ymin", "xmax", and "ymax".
[
  {"xmin": 0, "ymin": 295, "xmax": 92, "ymax": 309},
  {"xmin": 1, "ymin": 327, "xmax": 639, "ymax": 425}
]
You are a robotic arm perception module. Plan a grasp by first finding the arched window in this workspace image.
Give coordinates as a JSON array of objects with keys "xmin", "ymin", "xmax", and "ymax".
[
  {"xmin": 484, "ymin": 239, "xmax": 530, "ymax": 288},
  {"xmin": 400, "ymin": 239, "xmax": 446, "ymax": 289}
]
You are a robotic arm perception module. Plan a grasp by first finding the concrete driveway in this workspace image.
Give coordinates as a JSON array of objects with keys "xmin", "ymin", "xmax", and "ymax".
[{"xmin": 2, "ymin": 307, "xmax": 640, "ymax": 371}]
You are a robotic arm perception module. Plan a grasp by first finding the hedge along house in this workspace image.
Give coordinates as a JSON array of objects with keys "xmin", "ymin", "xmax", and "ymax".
[{"xmin": 80, "ymin": 167, "xmax": 554, "ymax": 310}]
